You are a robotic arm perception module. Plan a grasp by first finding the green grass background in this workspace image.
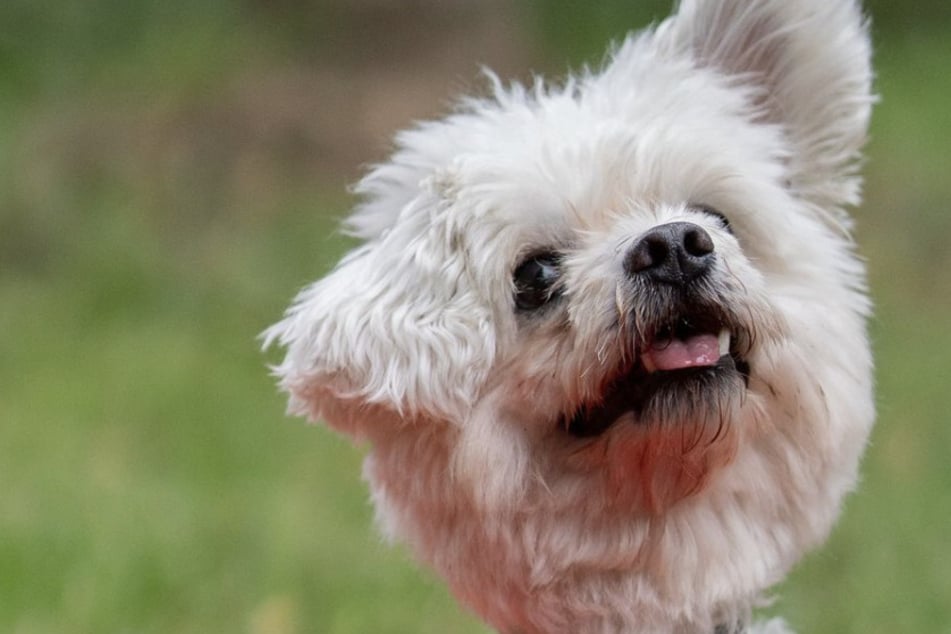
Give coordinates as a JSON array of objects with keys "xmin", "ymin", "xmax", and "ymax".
[{"xmin": 1, "ymin": 2, "xmax": 949, "ymax": 632}]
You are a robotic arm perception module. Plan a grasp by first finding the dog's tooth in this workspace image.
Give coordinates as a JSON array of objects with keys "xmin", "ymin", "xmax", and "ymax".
[
  {"xmin": 718, "ymin": 328, "xmax": 731, "ymax": 356},
  {"xmin": 641, "ymin": 351, "xmax": 657, "ymax": 374}
]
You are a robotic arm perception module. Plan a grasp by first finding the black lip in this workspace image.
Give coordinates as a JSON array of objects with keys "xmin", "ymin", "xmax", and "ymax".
[
  {"xmin": 563, "ymin": 347, "xmax": 749, "ymax": 439},
  {"xmin": 651, "ymin": 313, "xmax": 725, "ymax": 345}
]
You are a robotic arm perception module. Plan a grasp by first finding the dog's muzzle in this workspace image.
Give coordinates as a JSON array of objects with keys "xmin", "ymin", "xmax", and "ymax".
[
  {"xmin": 563, "ymin": 222, "xmax": 751, "ymax": 438},
  {"xmin": 629, "ymin": 222, "xmax": 726, "ymax": 372}
]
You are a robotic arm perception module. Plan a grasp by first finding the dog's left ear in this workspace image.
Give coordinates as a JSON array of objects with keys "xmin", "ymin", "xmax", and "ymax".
[{"xmin": 655, "ymin": 0, "xmax": 874, "ymax": 216}]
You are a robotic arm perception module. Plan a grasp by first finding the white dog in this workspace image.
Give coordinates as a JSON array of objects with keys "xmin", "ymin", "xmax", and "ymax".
[{"xmin": 265, "ymin": 0, "xmax": 875, "ymax": 631}]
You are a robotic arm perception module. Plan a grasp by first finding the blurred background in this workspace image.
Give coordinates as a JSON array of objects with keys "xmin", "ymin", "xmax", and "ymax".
[{"xmin": 1, "ymin": 1, "xmax": 949, "ymax": 632}]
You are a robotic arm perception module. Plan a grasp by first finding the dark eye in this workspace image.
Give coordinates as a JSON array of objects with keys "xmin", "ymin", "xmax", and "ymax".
[
  {"xmin": 513, "ymin": 252, "xmax": 562, "ymax": 311},
  {"xmin": 698, "ymin": 206, "xmax": 732, "ymax": 234}
]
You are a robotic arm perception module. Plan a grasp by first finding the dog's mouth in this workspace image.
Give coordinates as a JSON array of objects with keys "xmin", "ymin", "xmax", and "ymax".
[{"xmin": 564, "ymin": 311, "xmax": 751, "ymax": 438}]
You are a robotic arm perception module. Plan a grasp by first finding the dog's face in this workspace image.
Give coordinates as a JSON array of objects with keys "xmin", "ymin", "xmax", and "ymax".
[{"xmin": 267, "ymin": 0, "xmax": 875, "ymax": 631}]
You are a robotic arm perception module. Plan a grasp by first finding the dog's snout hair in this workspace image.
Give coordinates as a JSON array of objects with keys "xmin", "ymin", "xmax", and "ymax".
[{"xmin": 626, "ymin": 221, "xmax": 716, "ymax": 286}]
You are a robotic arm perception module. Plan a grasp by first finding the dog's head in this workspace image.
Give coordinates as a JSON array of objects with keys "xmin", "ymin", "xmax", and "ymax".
[{"xmin": 266, "ymin": 0, "xmax": 875, "ymax": 629}]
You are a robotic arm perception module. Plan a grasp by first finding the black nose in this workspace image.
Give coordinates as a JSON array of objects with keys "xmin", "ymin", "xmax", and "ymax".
[{"xmin": 625, "ymin": 222, "xmax": 715, "ymax": 285}]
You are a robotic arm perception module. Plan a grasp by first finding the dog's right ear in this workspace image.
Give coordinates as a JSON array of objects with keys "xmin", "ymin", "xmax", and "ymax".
[{"xmin": 263, "ymin": 175, "xmax": 498, "ymax": 440}]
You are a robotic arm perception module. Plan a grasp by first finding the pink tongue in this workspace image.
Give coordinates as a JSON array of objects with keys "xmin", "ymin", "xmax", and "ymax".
[{"xmin": 643, "ymin": 334, "xmax": 720, "ymax": 371}]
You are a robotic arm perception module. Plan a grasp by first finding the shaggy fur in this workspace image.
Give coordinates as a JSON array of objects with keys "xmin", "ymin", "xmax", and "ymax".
[{"xmin": 265, "ymin": 0, "xmax": 875, "ymax": 631}]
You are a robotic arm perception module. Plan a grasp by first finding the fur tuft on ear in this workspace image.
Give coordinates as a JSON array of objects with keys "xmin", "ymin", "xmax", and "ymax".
[
  {"xmin": 263, "ymin": 195, "xmax": 498, "ymax": 436},
  {"xmin": 652, "ymin": 0, "xmax": 874, "ymax": 222}
]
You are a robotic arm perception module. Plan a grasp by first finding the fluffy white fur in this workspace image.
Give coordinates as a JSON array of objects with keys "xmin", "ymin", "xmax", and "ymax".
[{"xmin": 265, "ymin": 0, "xmax": 875, "ymax": 632}]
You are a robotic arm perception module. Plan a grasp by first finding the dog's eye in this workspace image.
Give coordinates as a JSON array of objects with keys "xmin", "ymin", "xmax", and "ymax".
[
  {"xmin": 513, "ymin": 252, "xmax": 562, "ymax": 311},
  {"xmin": 698, "ymin": 206, "xmax": 732, "ymax": 234}
]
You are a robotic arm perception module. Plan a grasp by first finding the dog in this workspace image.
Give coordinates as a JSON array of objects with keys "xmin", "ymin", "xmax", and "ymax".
[{"xmin": 265, "ymin": 0, "xmax": 875, "ymax": 631}]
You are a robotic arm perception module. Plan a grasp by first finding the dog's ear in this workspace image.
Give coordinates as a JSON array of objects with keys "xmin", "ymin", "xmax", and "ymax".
[
  {"xmin": 654, "ymin": 0, "xmax": 873, "ymax": 217},
  {"xmin": 263, "ymin": 186, "xmax": 496, "ymax": 438}
]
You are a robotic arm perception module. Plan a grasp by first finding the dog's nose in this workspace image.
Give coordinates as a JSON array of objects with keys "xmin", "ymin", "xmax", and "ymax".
[{"xmin": 625, "ymin": 222, "xmax": 715, "ymax": 285}]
